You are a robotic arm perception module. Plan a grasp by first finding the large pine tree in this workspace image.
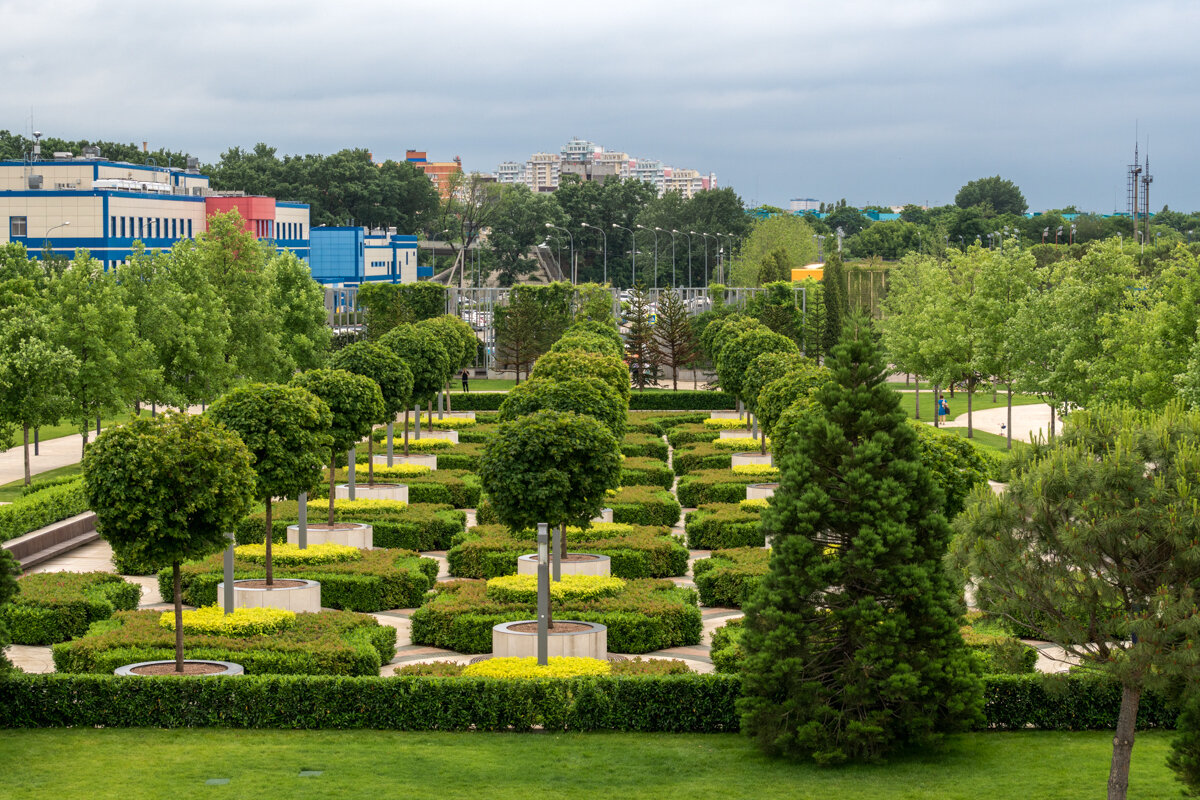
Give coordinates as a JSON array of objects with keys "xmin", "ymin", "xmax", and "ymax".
[
  {"xmin": 820, "ymin": 252, "xmax": 848, "ymax": 361},
  {"xmin": 738, "ymin": 315, "xmax": 982, "ymax": 764}
]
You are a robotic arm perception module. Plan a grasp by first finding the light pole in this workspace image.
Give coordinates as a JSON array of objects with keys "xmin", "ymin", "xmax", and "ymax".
[
  {"xmin": 1069, "ymin": 223, "xmax": 1077, "ymax": 245},
  {"xmin": 814, "ymin": 234, "xmax": 826, "ymax": 262},
  {"xmin": 1055, "ymin": 225, "xmax": 1063, "ymax": 245},
  {"xmin": 675, "ymin": 230, "xmax": 693, "ymax": 287},
  {"xmin": 693, "ymin": 232, "xmax": 715, "ymax": 285},
  {"xmin": 613, "ymin": 224, "xmax": 635, "ymax": 287},
  {"xmin": 545, "ymin": 223, "xmax": 574, "ymax": 283},
  {"xmin": 1042, "ymin": 227, "xmax": 1049, "ymax": 244},
  {"xmin": 43, "ymin": 221, "xmax": 70, "ymax": 259},
  {"xmin": 636, "ymin": 225, "xmax": 660, "ymax": 291},
  {"xmin": 580, "ymin": 222, "xmax": 606, "ymax": 284},
  {"xmin": 717, "ymin": 234, "xmax": 736, "ymax": 283}
]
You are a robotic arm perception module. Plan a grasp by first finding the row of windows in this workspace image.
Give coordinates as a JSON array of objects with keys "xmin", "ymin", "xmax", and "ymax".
[{"xmin": 109, "ymin": 215, "xmax": 194, "ymax": 240}]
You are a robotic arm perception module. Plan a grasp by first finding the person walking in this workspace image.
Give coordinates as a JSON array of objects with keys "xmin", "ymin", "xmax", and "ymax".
[
  {"xmin": 937, "ymin": 395, "xmax": 949, "ymax": 423},
  {"xmin": 461, "ymin": 370, "xmax": 470, "ymax": 393}
]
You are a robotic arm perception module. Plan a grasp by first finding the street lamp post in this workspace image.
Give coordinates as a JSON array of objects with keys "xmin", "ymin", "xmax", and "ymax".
[
  {"xmin": 580, "ymin": 222, "xmax": 607, "ymax": 285},
  {"xmin": 675, "ymin": 230, "xmax": 693, "ymax": 287},
  {"xmin": 1070, "ymin": 224, "xmax": 1077, "ymax": 245},
  {"xmin": 613, "ymin": 224, "xmax": 635, "ymax": 287},
  {"xmin": 668, "ymin": 229, "xmax": 679, "ymax": 288},
  {"xmin": 718, "ymin": 234, "xmax": 736, "ymax": 282},
  {"xmin": 1055, "ymin": 226, "xmax": 1063, "ymax": 245},
  {"xmin": 545, "ymin": 223, "xmax": 574, "ymax": 283},
  {"xmin": 43, "ymin": 221, "xmax": 71, "ymax": 258},
  {"xmin": 692, "ymin": 231, "xmax": 714, "ymax": 285},
  {"xmin": 637, "ymin": 225, "xmax": 660, "ymax": 291},
  {"xmin": 1042, "ymin": 227, "xmax": 1049, "ymax": 244}
]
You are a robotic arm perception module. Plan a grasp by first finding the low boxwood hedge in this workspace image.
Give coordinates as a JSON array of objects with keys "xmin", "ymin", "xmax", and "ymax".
[
  {"xmin": 709, "ymin": 616, "xmax": 744, "ymax": 674},
  {"xmin": 446, "ymin": 523, "xmax": 688, "ymax": 579},
  {"xmin": 684, "ymin": 503, "xmax": 765, "ymax": 549},
  {"xmin": 324, "ymin": 468, "xmax": 482, "ymax": 508},
  {"xmin": 443, "ymin": 393, "xmax": 507, "ymax": 411},
  {"xmin": 1, "ymin": 572, "xmax": 141, "ymax": 645},
  {"xmin": 672, "ymin": 441, "xmax": 735, "ymax": 476},
  {"xmin": 677, "ymin": 470, "xmax": 765, "ymax": 507},
  {"xmin": 433, "ymin": 442, "xmax": 486, "ymax": 472},
  {"xmin": 51, "ymin": 609, "xmax": 396, "ymax": 677},
  {"xmin": 628, "ymin": 391, "xmax": 736, "ymax": 410},
  {"xmin": 160, "ymin": 549, "xmax": 439, "ymax": 612},
  {"xmin": 235, "ymin": 500, "xmax": 466, "ymax": 551},
  {"xmin": 620, "ymin": 432, "xmax": 669, "ymax": 461},
  {"xmin": 665, "ymin": 423, "xmax": 722, "ymax": 449},
  {"xmin": 692, "ymin": 548, "xmax": 768, "ymax": 608},
  {"xmin": 410, "ymin": 578, "xmax": 701, "ymax": 654},
  {"xmin": 0, "ymin": 479, "xmax": 89, "ymax": 544},
  {"xmin": 609, "ymin": 486, "xmax": 682, "ymax": 528},
  {"xmin": 620, "ymin": 457, "xmax": 674, "ymax": 490},
  {"xmin": 626, "ymin": 411, "xmax": 712, "ymax": 436}
]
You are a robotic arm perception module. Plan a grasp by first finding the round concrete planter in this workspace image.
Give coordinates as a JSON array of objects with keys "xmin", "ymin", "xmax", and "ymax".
[
  {"xmin": 708, "ymin": 411, "xmax": 744, "ymax": 420},
  {"xmin": 287, "ymin": 522, "xmax": 372, "ymax": 549},
  {"xmin": 731, "ymin": 452, "xmax": 774, "ymax": 467},
  {"xmin": 374, "ymin": 453, "xmax": 438, "ymax": 470},
  {"xmin": 516, "ymin": 553, "xmax": 612, "ymax": 577},
  {"xmin": 746, "ymin": 483, "xmax": 779, "ymax": 500},
  {"xmin": 590, "ymin": 507, "xmax": 614, "ymax": 524},
  {"xmin": 334, "ymin": 483, "xmax": 408, "ymax": 503},
  {"xmin": 414, "ymin": 429, "xmax": 458, "ymax": 443},
  {"xmin": 218, "ymin": 578, "xmax": 321, "ymax": 613},
  {"xmin": 115, "ymin": 659, "xmax": 244, "ymax": 677},
  {"xmin": 718, "ymin": 429, "xmax": 755, "ymax": 439},
  {"xmin": 492, "ymin": 620, "xmax": 607, "ymax": 659}
]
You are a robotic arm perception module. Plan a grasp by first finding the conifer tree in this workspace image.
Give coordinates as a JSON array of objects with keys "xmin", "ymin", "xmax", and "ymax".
[
  {"xmin": 820, "ymin": 252, "xmax": 849, "ymax": 360},
  {"xmin": 738, "ymin": 315, "xmax": 982, "ymax": 764},
  {"xmin": 624, "ymin": 284, "xmax": 659, "ymax": 390}
]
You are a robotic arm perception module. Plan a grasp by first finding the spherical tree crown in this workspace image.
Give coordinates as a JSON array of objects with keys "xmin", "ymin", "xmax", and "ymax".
[
  {"xmin": 378, "ymin": 323, "xmax": 452, "ymax": 405},
  {"xmin": 290, "ymin": 368, "xmax": 385, "ymax": 454},
  {"xmin": 498, "ymin": 376, "xmax": 627, "ymax": 440},
  {"xmin": 531, "ymin": 350, "xmax": 631, "ymax": 404},
  {"xmin": 330, "ymin": 340, "xmax": 414, "ymax": 419},
  {"xmin": 550, "ymin": 332, "xmax": 624, "ymax": 359}
]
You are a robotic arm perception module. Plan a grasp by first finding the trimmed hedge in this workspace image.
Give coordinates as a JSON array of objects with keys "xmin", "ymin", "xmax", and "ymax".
[
  {"xmin": 433, "ymin": 442, "xmax": 486, "ymax": 472},
  {"xmin": 672, "ymin": 441, "xmax": 736, "ymax": 476},
  {"xmin": 0, "ymin": 672, "xmax": 741, "ymax": 732},
  {"xmin": 0, "ymin": 672, "xmax": 1175, "ymax": 732},
  {"xmin": 0, "ymin": 479, "xmax": 89, "ymax": 544},
  {"xmin": 692, "ymin": 548, "xmax": 769, "ymax": 608},
  {"xmin": 665, "ymin": 423, "xmax": 722, "ymax": 449},
  {"xmin": 709, "ymin": 616, "xmax": 744, "ymax": 674},
  {"xmin": 677, "ymin": 470, "xmax": 765, "ymax": 507},
  {"xmin": 449, "ymin": 391, "xmax": 737, "ymax": 412},
  {"xmin": 52, "ymin": 609, "xmax": 395, "ymax": 677},
  {"xmin": 160, "ymin": 548, "xmax": 439, "ymax": 612},
  {"xmin": 325, "ymin": 468, "xmax": 481, "ymax": 508},
  {"xmin": 410, "ymin": 578, "xmax": 701, "ymax": 654},
  {"xmin": 626, "ymin": 412, "xmax": 711, "ymax": 436},
  {"xmin": 441, "ymin": 393, "xmax": 507, "ymax": 411},
  {"xmin": 620, "ymin": 457, "xmax": 674, "ymax": 490},
  {"xmin": 447, "ymin": 523, "xmax": 688, "ymax": 579},
  {"xmin": 620, "ymin": 432, "xmax": 669, "ymax": 461},
  {"xmin": 684, "ymin": 503, "xmax": 764, "ymax": 549},
  {"xmin": 609, "ymin": 486, "xmax": 682, "ymax": 527},
  {"xmin": 235, "ymin": 500, "xmax": 465, "ymax": 551},
  {"xmin": 1, "ymin": 572, "xmax": 141, "ymax": 645}
]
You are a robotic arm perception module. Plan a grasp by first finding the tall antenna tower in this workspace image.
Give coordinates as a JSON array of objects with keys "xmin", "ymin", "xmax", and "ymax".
[
  {"xmin": 1127, "ymin": 140, "xmax": 1141, "ymax": 232},
  {"xmin": 1140, "ymin": 145, "xmax": 1153, "ymax": 243}
]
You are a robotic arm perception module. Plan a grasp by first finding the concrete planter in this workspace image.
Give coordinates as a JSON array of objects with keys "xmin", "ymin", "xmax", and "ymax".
[
  {"xmin": 334, "ymin": 483, "xmax": 408, "ymax": 504},
  {"xmin": 708, "ymin": 411, "xmax": 744, "ymax": 420},
  {"xmin": 374, "ymin": 453, "xmax": 437, "ymax": 470},
  {"xmin": 218, "ymin": 578, "xmax": 321, "ymax": 613},
  {"xmin": 114, "ymin": 660, "xmax": 244, "ymax": 677},
  {"xmin": 287, "ymin": 522, "xmax": 372, "ymax": 549},
  {"xmin": 415, "ymin": 429, "xmax": 458, "ymax": 443},
  {"xmin": 718, "ymin": 429, "xmax": 755, "ymax": 439},
  {"xmin": 516, "ymin": 553, "xmax": 611, "ymax": 577},
  {"xmin": 731, "ymin": 452, "xmax": 774, "ymax": 467},
  {"xmin": 492, "ymin": 620, "xmax": 607, "ymax": 659},
  {"xmin": 746, "ymin": 483, "xmax": 779, "ymax": 500},
  {"xmin": 591, "ymin": 507, "xmax": 614, "ymax": 524}
]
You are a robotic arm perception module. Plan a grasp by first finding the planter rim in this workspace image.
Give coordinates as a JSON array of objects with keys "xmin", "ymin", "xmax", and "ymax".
[
  {"xmin": 731, "ymin": 451, "xmax": 773, "ymax": 457},
  {"xmin": 335, "ymin": 483, "xmax": 408, "ymax": 489},
  {"xmin": 493, "ymin": 620, "xmax": 607, "ymax": 636},
  {"xmin": 114, "ymin": 659, "xmax": 243, "ymax": 677},
  {"xmin": 286, "ymin": 522, "xmax": 371, "ymax": 530},
  {"xmin": 748, "ymin": 482, "xmax": 780, "ymax": 489},
  {"xmin": 516, "ymin": 553, "xmax": 611, "ymax": 563},
  {"xmin": 220, "ymin": 578, "xmax": 321, "ymax": 592}
]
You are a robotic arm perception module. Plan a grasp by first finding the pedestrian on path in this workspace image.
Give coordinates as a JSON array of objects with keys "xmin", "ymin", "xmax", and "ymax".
[
  {"xmin": 937, "ymin": 395, "xmax": 949, "ymax": 423},
  {"xmin": 461, "ymin": 370, "xmax": 470, "ymax": 393}
]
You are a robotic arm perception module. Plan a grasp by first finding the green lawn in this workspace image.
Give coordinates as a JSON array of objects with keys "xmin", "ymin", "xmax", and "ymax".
[
  {"xmin": 893, "ymin": 389, "xmax": 1043, "ymax": 421},
  {"xmin": 0, "ymin": 729, "xmax": 1179, "ymax": 799},
  {"xmin": 938, "ymin": 427, "xmax": 1028, "ymax": 456},
  {"xmin": 0, "ymin": 463, "xmax": 82, "ymax": 502}
]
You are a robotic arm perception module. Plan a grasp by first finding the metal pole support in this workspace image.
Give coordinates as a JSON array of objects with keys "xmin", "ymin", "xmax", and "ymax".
[
  {"xmin": 223, "ymin": 532, "xmax": 235, "ymax": 614},
  {"xmin": 347, "ymin": 449, "xmax": 356, "ymax": 501},
  {"xmin": 414, "ymin": 404, "xmax": 422, "ymax": 439},
  {"xmin": 552, "ymin": 524, "xmax": 563, "ymax": 581},
  {"xmin": 537, "ymin": 523, "xmax": 549, "ymax": 666},
  {"xmin": 386, "ymin": 422, "xmax": 394, "ymax": 467},
  {"xmin": 297, "ymin": 493, "xmax": 308, "ymax": 549}
]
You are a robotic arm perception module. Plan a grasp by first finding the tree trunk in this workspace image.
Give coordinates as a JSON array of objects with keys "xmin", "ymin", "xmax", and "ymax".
[
  {"xmin": 914, "ymin": 376, "xmax": 921, "ymax": 420},
  {"xmin": 1050, "ymin": 405, "xmax": 1056, "ymax": 439},
  {"xmin": 22, "ymin": 424, "xmax": 31, "ymax": 486},
  {"xmin": 445, "ymin": 382, "xmax": 453, "ymax": 413},
  {"xmin": 1006, "ymin": 384, "xmax": 1013, "ymax": 450},
  {"xmin": 328, "ymin": 449, "xmax": 337, "ymax": 526},
  {"xmin": 966, "ymin": 378, "xmax": 974, "ymax": 439},
  {"xmin": 404, "ymin": 409, "xmax": 410, "ymax": 456},
  {"xmin": 173, "ymin": 561, "xmax": 184, "ymax": 673},
  {"xmin": 1106, "ymin": 684, "xmax": 1141, "ymax": 800},
  {"xmin": 368, "ymin": 428, "xmax": 375, "ymax": 486},
  {"xmin": 264, "ymin": 498, "xmax": 273, "ymax": 586}
]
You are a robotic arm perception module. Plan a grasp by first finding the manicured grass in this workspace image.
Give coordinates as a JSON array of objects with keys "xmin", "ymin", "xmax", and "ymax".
[
  {"xmin": 0, "ymin": 464, "xmax": 82, "ymax": 502},
  {"xmin": 0, "ymin": 729, "xmax": 1178, "ymax": 799},
  {"xmin": 893, "ymin": 389, "xmax": 1043, "ymax": 421},
  {"xmin": 448, "ymin": 379, "xmax": 516, "ymax": 393},
  {"xmin": 938, "ymin": 427, "xmax": 1028, "ymax": 455}
]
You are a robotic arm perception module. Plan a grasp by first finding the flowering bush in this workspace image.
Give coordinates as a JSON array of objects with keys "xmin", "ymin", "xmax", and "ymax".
[
  {"xmin": 462, "ymin": 656, "xmax": 611, "ymax": 678},
  {"xmin": 485, "ymin": 574, "xmax": 627, "ymax": 604},
  {"xmin": 159, "ymin": 605, "xmax": 296, "ymax": 636},
  {"xmin": 234, "ymin": 542, "xmax": 362, "ymax": 566},
  {"xmin": 731, "ymin": 464, "xmax": 780, "ymax": 477},
  {"xmin": 703, "ymin": 418, "xmax": 751, "ymax": 430},
  {"xmin": 711, "ymin": 437, "xmax": 770, "ymax": 451}
]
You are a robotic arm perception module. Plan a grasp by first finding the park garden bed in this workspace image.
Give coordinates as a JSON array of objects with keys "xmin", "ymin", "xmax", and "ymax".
[
  {"xmin": 693, "ymin": 548, "xmax": 769, "ymax": 608},
  {"xmin": 51, "ymin": 609, "xmax": 395, "ymax": 677},
  {"xmin": 1, "ymin": 572, "xmax": 142, "ymax": 645},
  {"xmin": 626, "ymin": 411, "xmax": 712, "ymax": 436},
  {"xmin": 234, "ymin": 499, "xmax": 465, "ymax": 551},
  {"xmin": 677, "ymin": 470, "xmax": 769, "ymax": 507},
  {"xmin": 619, "ymin": 457, "xmax": 674, "ymax": 490},
  {"xmin": 0, "ymin": 479, "xmax": 89, "ymax": 545},
  {"xmin": 685, "ymin": 501, "xmax": 766, "ymax": 549},
  {"xmin": 160, "ymin": 548, "xmax": 439, "ymax": 612},
  {"xmin": 665, "ymin": 423, "xmax": 722, "ymax": 449},
  {"xmin": 323, "ymin": 467, "xmax": 482, "ymax": 508},
  {"xmin": 620, "ymin": 432, "xmax": 670, "ymax": 460},
  {"xmin": 409, "ymin": 578, "xmax": 702, "ymax": 654},
  {"xmin": 446, "ymin": 523, "xmax": 688, "ymax": 579},
  {"xmin": 608, "ymin": 486, "xmax": 683, "ymax": 527}
]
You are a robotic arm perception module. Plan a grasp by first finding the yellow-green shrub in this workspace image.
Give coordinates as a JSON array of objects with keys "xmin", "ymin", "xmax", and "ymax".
[
  {"xmin": 731, "ymin": 464, "xmax": 779, "ymax": 477},
  {"xmin": 739, "ymin": 498, "xmax": 770, "ymax": 510},
  {"xmin": 462, "ymin": 656, "xmax": 611, "ymax": 678},
  {"xmin": 234, "ymin": 542, "xmax": 362, "ymax": 566},
  {"xmin": 411, "ymin": 414, "xmax": 477, "ymax": 429},
  {"xmin": 485, "ymin": 574, "xmax": 626, "ymax": 604},
  {"xmin": 712, "ymin": 437, "xmax": 770, "ymax": 451},
  {"xmin": 703, "ymin": 418, "xmax": 751, "ymax": 430},
  {"xmin": 159, "ymin": 605, "xmax": 296, "ymax": 636},
  {"xmin": 404, "ymin": 438, "xmax": 453, "ymax": 452},
  {"xmin": 368, "ymin": 464, "xmax": 433, "ymax": 478}
]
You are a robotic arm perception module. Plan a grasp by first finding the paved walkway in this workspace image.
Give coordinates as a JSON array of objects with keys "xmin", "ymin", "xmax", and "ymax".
[
  {"xmin": 0, "ymin": 431, "xmax": 92, "ymax": 486},
  {"xmin": 939, "ymin": 402, "xmax": 1053, "ymax": 444}
]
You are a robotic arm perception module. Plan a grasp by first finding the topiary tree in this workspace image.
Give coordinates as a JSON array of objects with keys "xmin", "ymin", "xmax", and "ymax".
[
  {"xmin": 564, "ymin": 318, "xmax": 623, "ymax": 350},
  {"xmin": 479, "ymin": 409, "xmax": 622, "ymax": 535},
  {"xmin": 742, "ymin": 351, "xmax": 810, "ymax": 417},
  {"xmin": 717, "ymin": 327, "xmax": 799, "ymax": 406},
  {"xmin": 207, "ymin": 383, "xmax": 332, "ymax": 584},
  {"xmin": 330, "ymin": 341, "xmax": 413, "ymax": 481},
  {"xmin": 0, "ymin": 549, "xmax": 19, "ymax": 673},
  {"xmin": 498, "ymin": 377, "xmax": 627, "ymax": 440},
  {"xmin": 417, "ymin": 315, "xmax": 477, "ymax": 413},
  {"xmin": 756, "ymin": 362, "xmax": 831, "ymax": 442},
  {"xmin": 550, "ymin": 332, "xmax": 623, "ymax": 359},
  {"xmin": 378, "ymin": 323, "xmax": 451, "ymax": 455},
  {"xmin": 290, "ymin": 369, "xmax": 385, "ymax": 525},
  {"xmin": 906, "ymin": 420, "xmax": 989, "ymax": 520},
  {"xmin": 530, "ymin": 350, "xmax": 631, "ymax": 405},
  {"xmin": 82, "ymin": 414, "xmax": 256, "ymax": 672},
  {"xmin": 738, "ymin": 318, "xmax": 983, "ymax": 764}
]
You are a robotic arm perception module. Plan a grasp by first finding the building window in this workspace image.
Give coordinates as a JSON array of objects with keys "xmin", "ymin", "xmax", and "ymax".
[
  {"xmin": 187, "ymin": 219, "xmax": 192, "ymax": 238},
  {"xmin": 120, "ymin": 217, "xmax": 125, "ymax": 237},
  {"xmin": 9, "ymin": 216, "xmax": 27, "ymax": 237},
  {"xmin": 110, "ymin": 216, "xmax": 116, "ymax": 237}
]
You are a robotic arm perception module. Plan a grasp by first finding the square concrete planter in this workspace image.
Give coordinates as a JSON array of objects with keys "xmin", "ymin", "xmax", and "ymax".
[
  {"xmin": 334, "ymin": 483, "xmax": 408, "ymax": 504},
  {"xmin": 217, "ymin": 578, "xmax": 321, "ymax": 613},
  {"xmin": 746, "ymin": 483, "xmax": 779, "ymax": 500},
  {"xmin": 708, "ymin": 411, "xmax": 744, "ymax": 420},
  {"xmin": 718, "ymin": 429, "xmax": 755, "ymax": 439},
  {"xmin": 415, "ymin": 429, "xmax": 458, "ymax": 443},
  {"xmin": 287, "ymin": 522, "xmax": 372, "ymax": 549},
  {"xmin": 516, "ymin": 553, "xmax": 611, "ymax": 577},
  {"xmin": 374, "ymin": 453, "xmax": 437, "ymax": 470},
  {"xmin": 731, "ymin": 452, "xmax": 774, "ymax": 467},
  {"xmin": 492, "ymin": 620, "xmax": 607, "ymax": 659}
]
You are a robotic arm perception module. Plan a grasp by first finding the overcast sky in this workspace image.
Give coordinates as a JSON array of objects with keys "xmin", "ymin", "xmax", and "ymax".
[{"xmin": 3, "ymin": 0, "xmax": 1197, "ymax": 212}]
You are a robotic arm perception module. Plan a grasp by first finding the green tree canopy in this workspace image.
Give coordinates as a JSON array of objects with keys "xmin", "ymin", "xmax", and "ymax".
[
  {"xmin": 550, "ymin": 332, "xmax": 623, "ymax": 359},
  {"xmin": 954, "ymin": 175, "xmax": 1028, "ymax": 216},
  {"xmin": 742, "ymin": 351, "xmax": 811, "ymax": 416},
  {"xmin": 498, "ymin": 377, "xmax": 627, "ymax": 440},
  {"xmin": 358, "ymin": 282, "xmax": 447, "ymax": 340},
  {"xmin": 717, "ymin": 327, "xmax": 799, "ymax": 403},
  {"xmin": 378, "ymin": 323, "xmax": 452, "ymax": 406},
  {"xmin": 266, "ymin": 250, "xmax": 332, "ymax": 377},
  {"xmin": 0, "ymin": 549, "xmax": 17, "ymax": 672},
  {"xmin": 531, "ymin": 349, "xmax": 631, "ymax": 405}
]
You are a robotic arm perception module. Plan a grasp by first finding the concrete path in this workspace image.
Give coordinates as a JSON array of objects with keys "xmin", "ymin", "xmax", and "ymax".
[
  {"xmin": 0, "ymin": 431, "xmax": 92, "ymax": 486},
  {"xmin": 940, "ymin": 402, "xmax": 1053, "ymax": 444}
]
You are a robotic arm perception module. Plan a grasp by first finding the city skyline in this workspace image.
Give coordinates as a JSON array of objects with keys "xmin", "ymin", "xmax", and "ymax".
[{"xmin": 3, "ymin": 1, "xmax": 1198, "ymax": 212}]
